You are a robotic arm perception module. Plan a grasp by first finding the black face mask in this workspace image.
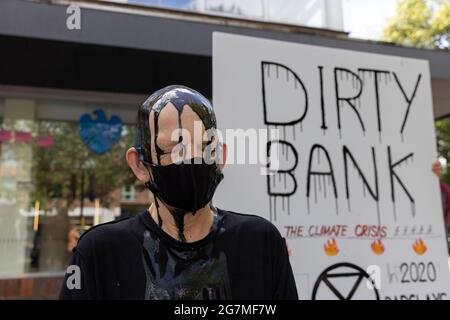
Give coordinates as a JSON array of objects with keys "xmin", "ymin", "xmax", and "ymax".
[{"xmin": 144, "ymin": 157, "xmax": 224, "ymax": 214}]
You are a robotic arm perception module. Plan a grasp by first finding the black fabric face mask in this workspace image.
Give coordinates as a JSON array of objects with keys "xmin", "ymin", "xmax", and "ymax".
[{"xmin": 144, "ymin": 157, "xmax": 224, "ymax": 214}]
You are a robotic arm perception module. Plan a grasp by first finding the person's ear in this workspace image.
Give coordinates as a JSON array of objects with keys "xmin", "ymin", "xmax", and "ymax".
[
  {"xmin": 218, "ymin": 143, "xmax": 227, "ymax": 171},
  {"xmin": 126, "ymin": 147, "xmax": 150, "ymax": 182}
]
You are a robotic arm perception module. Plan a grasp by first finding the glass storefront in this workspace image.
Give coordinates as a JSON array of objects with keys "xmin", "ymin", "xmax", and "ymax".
[
  {"xmin": 0, "ymin": 96, "xmax": 150, "ymax": 278},
  {"xmin": 109, "ymin": 0, "xmax": 336, "ymax": 30}
]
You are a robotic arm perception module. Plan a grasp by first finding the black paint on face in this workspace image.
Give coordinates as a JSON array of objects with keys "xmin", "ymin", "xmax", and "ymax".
[
  {"xmin": 136, "ymin": 85, "xmax": 217, "ymax": 165},
  {"xmin": 135, "ymin": 85, "xmax": 222, "ymax": 242},
  {"xmin": 142, "ymin": 213, "xmax": 231, "ymax": 300}
]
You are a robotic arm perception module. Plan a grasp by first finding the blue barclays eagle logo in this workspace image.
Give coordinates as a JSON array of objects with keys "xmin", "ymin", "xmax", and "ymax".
[{"xmin": 79, "ymin": 109, "xmax": 122, "ymax": 154}]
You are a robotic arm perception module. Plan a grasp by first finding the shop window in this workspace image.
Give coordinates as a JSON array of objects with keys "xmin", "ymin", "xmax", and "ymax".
[{"xmin": 0, "ymin": 107, "xmax": 136, "ymax": 277}]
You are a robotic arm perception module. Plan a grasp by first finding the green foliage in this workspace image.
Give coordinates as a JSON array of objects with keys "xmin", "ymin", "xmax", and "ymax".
[
  {"xmin": 382, "ymin": 0, "xmax": 449, "ymax": 49},
  {"xmin": 30, "ymin": 120, "xmax": 135, "ymax": 210}
]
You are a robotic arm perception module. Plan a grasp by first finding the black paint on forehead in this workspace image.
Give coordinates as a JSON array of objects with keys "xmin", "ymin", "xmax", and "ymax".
[{"xmin": 136, "ymin": 85, "xmax": 217, "ymax": 164}]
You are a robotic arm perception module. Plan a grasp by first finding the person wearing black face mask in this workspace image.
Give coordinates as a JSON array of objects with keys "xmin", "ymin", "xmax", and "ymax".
[{"xmin": 59, "ymin": 85, "xmax": 298, "ymax": 300}]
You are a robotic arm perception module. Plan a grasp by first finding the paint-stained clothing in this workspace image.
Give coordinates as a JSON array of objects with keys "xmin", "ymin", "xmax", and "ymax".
[{"xmin": 59, "ymin": 209, "xmax": 298, "ymax": 300}]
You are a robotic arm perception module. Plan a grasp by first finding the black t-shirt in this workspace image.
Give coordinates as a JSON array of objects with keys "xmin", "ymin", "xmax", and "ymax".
[{"xmin": 59, "ymin": 208, "xmax": 298, "ymax": 300}]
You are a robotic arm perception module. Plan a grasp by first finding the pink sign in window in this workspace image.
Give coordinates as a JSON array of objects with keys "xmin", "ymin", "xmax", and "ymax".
[
  {"xmin": 0, "ymin": 130, "xmax": 12, "ymax": 142},
  {"xmin": 15, "ymin": 131, "xmax": 32, "ymax": 143},
  {"xmin": 37, "ymin": 135, "xmax": 54, "ymax": 148}
]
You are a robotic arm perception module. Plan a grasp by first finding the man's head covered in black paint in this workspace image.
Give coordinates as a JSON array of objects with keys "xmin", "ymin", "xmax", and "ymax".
[{"xmin": 126, "ymin": 85, "xmax": 225, "ymax": 242}]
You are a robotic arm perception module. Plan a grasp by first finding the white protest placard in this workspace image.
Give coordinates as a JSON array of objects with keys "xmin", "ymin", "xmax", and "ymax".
[{"xmin": 213, "ymin": 32, "xmax": 450, "ymax": 300}]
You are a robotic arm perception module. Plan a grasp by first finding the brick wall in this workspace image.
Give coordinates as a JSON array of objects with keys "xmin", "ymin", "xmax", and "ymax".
[{"xmin": 0, "ymin": 275, "xmax": 64, "ymax": 300}]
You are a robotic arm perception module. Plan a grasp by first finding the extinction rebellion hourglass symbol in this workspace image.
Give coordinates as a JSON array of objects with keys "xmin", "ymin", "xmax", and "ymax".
[{"xmin": 312, "ymin": 263, "xmax": 380, "ymax": 300}]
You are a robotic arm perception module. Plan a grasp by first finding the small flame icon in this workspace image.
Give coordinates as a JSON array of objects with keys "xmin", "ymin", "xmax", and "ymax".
[
  {"xmin": 324, "ymin": 238, "xmax": 339, "ymax": 256},
  {"xmin": 413, "ymin": 238, "xmax": 427, "ymax": 255},
  {"xmin": 371, "ymin": 239, "xmax": 385, "ymax": 255}
]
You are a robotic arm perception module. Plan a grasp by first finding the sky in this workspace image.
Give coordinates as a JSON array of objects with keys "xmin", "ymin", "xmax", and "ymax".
[{"xmin": 342, "ymin": 0, "xmax": 399, "ymax": 40}]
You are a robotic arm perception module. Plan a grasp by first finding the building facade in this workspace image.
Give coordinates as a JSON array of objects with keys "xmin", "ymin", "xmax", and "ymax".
[{"xmin": 0, "ymin": 0, "xmax": 449, "ymax": 298}]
